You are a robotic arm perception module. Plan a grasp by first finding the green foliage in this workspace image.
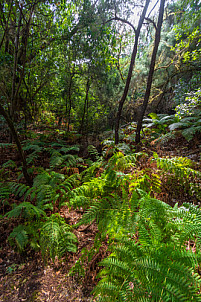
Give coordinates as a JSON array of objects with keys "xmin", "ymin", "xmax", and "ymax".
[
  {"xmin": 175, "ymin": 88, "xmax": 201, "ymax": 118},
  {"xmin": 6, "ymin": 201, "xmax": 46, "ymax": 252},
  {"xmin": 8, "ymin": 225, "xmax": 29, "ymax": 251},
  {"xmin": 66, "ymin": 149, "xmax": 201, "ymax": 300},
  {"xmin": 169, "ymin": 112, "xmax": 201, "ymax": 141},
  {"xmin": 81, "ymin": 161, "xmax": 102, "ymax": 183},
  {"xmin": 49, "ymin": 151, "xmax": 83, "ymax": 169},
  {"xmin": 40, "ymin": 214, "xmax": 77, "ymax": 260},
  {"xmin": 93, "ymin": 191, "xmax": 201, "ymax": 301},
  {"xmin": 102, "ymin": 140, "xmax": 133, "ymax": 157},
  {"xmin": 6, "ymin": 202, "xmax": 77, "ymax": 260},
  {"xmin": 4, "ymin": 170, "xmax": 80, "ymax": 257},
  {"xmin": 10, "ymin": 170, "xmax": 80, "ymax": 210},
  {"xmin": 5, "ymin": 202, "xmax": 46, "ymax": 219},
  {"xmin": 143, "ymin": 109, "xmax": 201, "ymax": 142},
  {"xmin": 71, "ymin": 152, "xmax": 148, "ymax": 234},
  {"xmin": 2, "ymin": 160, "xmax": 17, "ymax": 169},
  {"xmin": 129, "ymin": 170, "xmax": 161, "ymax": 194},
  {"xmin": 0, "ymin": 182, "xmax": 10, "ymax": 209},
  {"xmin": 143, "ymin": 113, "xmax": 178, "ymax": 138},
  {"xmin": 0, "ymin": 143, "xmax": 15, "ymax": 149},
  {"xmin": 154, "ymin": 154, "xmax": 201, "ymax": 199},
  {"xmin": 88, "ymin": 145, "xmax": 100, "ymax": 161},
  {"xmin": 22, "ymin": 140, "xmax": 46, "ymax": 164}
]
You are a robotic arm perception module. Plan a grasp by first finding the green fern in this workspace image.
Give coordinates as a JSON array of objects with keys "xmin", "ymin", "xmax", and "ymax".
[
  {"xmin": 88, "ymin": 145, "xmax": 100, "ymax": 161},
  {"xmin": 0, "ymin": 182, "xmax": 10, "ymax": 208},
  {"xmin": 40, "ymin": 214, "xmax": 77, "ymax": 260},
  {"xmin": 181, "ymin": 124, "xmax": 201, "ymax": 141},
  {"xmin": 49, "ymin": 150, "xmax": 83, "ymax": 169},
  {"xmin": 50, "ymin": 141, "xmax": 79, "ymax": 152},
  {"xmin": 154, "ymin": 154, "xmax": 201, "ymax": 199},
  {"xmin": 154, "ymin": 132, "xmax": 176, "ymax": 144},
  {"xmin": 129, "ymin": 170, "xmax": 161, "ymax": 194},
  {"xmin": 22, "ymin": 141, "xmax": 43, "ymax": 153},
  {"xmin": 9, "ymin": 171, "xmax": 80, "ymax": 211},
  {"xmin": 93, "ymin": 191, "xmax": 201, "ymax": 301},
  {"xmin": 33, "ymin": 171, "xmax": 79, "ymax": 209},
  {"xmin": 8, "ymin": 224, "xmax": 29, "ymax": 251},
  {"xmin": 105, "ymin": 152, "xmax": 145, "ymax": 173},
  {"xmin": 102, "ymin": 141, "xmax": 133, "ymax": 158},
  {"xmin": 6, "ymin": 207, "xmax": 77, "ymax": 259},
  {"xmin": 5, "ymin": 202, "xmax": 46, "ymax": 219},
  {"xmin": 70, "ymin": 152, "xmax": 148, "ymax": 228},
  {"xmin": 22, "ymin": 140, "xmax": 45, "ymax": 164},
  {"xmin": 0, "ymin": 143, "xmax": 15, "ymax": 149},
  {"xmin": 81, "ymin": 161, "xmax": 102, "ymax": 183},
  {"xmin": 2, "ymin": 160, "xmax": 17, "ymax": 169},
  {"xmin": 168, "ymin": 113, "xmax": 201, "ymax": 141}
]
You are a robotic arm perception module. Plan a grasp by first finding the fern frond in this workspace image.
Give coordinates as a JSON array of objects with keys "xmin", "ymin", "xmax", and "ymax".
[
  {"xmin": 0, "ymin": 143, "xmax": 15, "ymax": 149},
  {"xmin": 0, "ymin": 182, "xmax": 11, "ymax": 202},
  {"xmin": 49, "ymin": 151, "xmax": 83, "ymax": 169},
  {"xmin": 88, "ymin": 145, "xmax": 100, "ymax": 161},
  {"xmin": 40, "ymin": 220, "xmax": 61, "ymax": 259},
  {"xmin": 116, "ymin": 142, "xmax": 132, "ymax": 155},
  {"xmin": 169, "ymin": 121, "xmax": 190, "ymax": 131},
  {"xmin": 8, "ymin": 225, "xmax": 29, "ymax": 251},
  {"xmin": 22, "ymin": 140, "xmax": 44, "ymax": 152},
  {"xmin": 50, "ymin": 141, "xmax": 80, "ymax": 152},
  {"xmin": 154, "ymin": 155, "xmax": 201, "ymax": 196},
  {"xmin": 59, "ymin": 145, "xmax": 80, "ymax": 153},
  {"xmin": 49, "ymin": 151, "xmax": 65, "ymax": 168},
  {"xmin": 94, "ymin": 189, "xmax": 201, "ymax": 301},
  {"xmin": 2, "ymin": 159, "xmax": 17, "ymax": 169},
  {"xmin": 5, "ymin": 202, "xmax": 46, "ymax": 219},
  {"xmin": 33, "ymin": 171, "xmax": 52, "ymax": 187},
  {"xmin": 75, "ymin": 201, "xmax": 101, "ymax": 227},
  {"xmin": 95, "ymin": 239, "xmax": 201, "ymax": 301},
  {"xmin": 81, "ymin": 161, "xmax": 102, "ymax": 182},
  {"xmin": 182, "ymin": 125, "xmax": 201, "ymax": 141},
  {"xmin": 40, "ymin": 214, "xmax": 77, "ymax": 260},
  {"xmin": 26, "ymin": 151, "xmax": 40, "ymax": 164},
  {"xmin": 106, "ymin": 152, "xmax": 138, "ymax": 172}
]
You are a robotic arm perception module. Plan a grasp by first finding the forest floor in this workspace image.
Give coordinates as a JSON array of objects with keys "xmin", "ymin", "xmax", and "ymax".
[{"xmin": 0, "ymin": 127, "xmax": 200, "ymax": 302}]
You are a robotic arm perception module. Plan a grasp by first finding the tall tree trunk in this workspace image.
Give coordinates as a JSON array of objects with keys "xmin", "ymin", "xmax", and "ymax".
[
  {"xmin": 79, "ymin": 78, "xmax": 90, "ymax": 134},
  {"xmin": 115, "ymin": 0, "xmax": 151, "ymax": 144},
  {"xmin": 67, "ymin": 76, "xmax": 72, "ymax": 132},
  {"xmin": 135, "ymin": 0, "xmax": 165, "ymax": 144},
  {"xmin": 9, "ymin": 2, "xmax": 35, "ymax": 141},
  {"xmin": 9, "ymin": 6, "xmax": 22, "ymax": 143},
  {"xmin": 0, "ymin": 104, "xmax": 32, "ymax": 186},
  {"xmin": 0, "ymin": 1, "xmax": 13, "ymax": 51},
  {"xmin": 66, "ymin": 67, "xmax": 75, "ymax": 131}
]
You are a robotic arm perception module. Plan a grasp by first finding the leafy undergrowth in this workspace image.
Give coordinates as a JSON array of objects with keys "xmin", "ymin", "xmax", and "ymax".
[{"xmin": 0, "ymin": 126, "xmax": 200, "ymax": 301}]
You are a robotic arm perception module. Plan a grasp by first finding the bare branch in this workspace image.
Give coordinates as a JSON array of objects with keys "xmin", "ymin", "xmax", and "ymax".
[
  {"xmin": 105, "ymin": 16, "xmax": 136, "ymax": 32},
  {"xmin": 144, "ymin": 17, "xmax": 157, "ymax": 30}
]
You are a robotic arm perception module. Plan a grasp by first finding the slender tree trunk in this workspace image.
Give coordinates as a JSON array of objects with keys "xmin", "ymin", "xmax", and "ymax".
[
  {"xmin": 79, "ymin": 78, "xmax": 90, "ymax": 134},
  {"xmin": 10, "ymin": 7, "xmax": 22, "ymax": 120},
  {"xmin": 9, "ymin": 2, "xmax": 35, "ymax": 141},
  {"xmin": 115, "ymin": 0, "xmax": 151, "ymax": 144},
  {"xmin": 0, "ymin": 1, "xmax": 13, "ymax": 51},
  {"xmin": 135, "ymin": 0, "xmax": 165, "ymax": 144},
  {"xmin": 67, "ymin": 74, "xmax": 73, "ymax": 131},
  {"xmin": 66, "ymin": 65, "xmax": 75, "ymax": 131},
  {"xmin": 0, "ymin": 104, "xmax": 32, "ymax": 186}
]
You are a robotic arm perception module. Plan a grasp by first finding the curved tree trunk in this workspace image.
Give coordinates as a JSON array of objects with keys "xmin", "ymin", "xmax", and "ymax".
[
  {"xmin": 135, "ymin": 0, "xmax": 166, "ymax": 144},
  {"xmin": 0, "ymin": 104, "xmax": 32, "ymax": 186},
  {"xmin": 115, "ymin": 0, "xmax": 151, "ymax": 144}
]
